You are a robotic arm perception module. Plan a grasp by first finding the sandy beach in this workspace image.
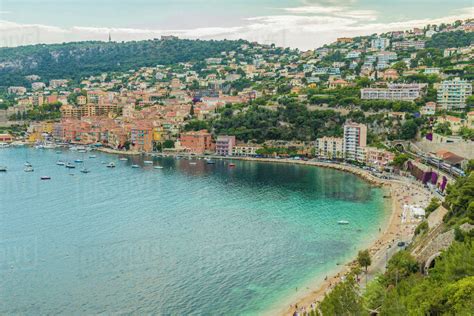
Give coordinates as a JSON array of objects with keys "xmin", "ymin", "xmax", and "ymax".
[{"xmin": 277, "ymin": 173, "xmax": 433, "ymax": 316}]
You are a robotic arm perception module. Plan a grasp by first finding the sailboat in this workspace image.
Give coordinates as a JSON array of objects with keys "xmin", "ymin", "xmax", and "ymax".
[{"xmin": 80, "ymin": 156, "xmax": 90, "ymax": 173}]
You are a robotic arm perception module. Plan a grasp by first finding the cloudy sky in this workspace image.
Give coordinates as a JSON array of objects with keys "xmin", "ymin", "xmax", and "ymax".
[{"xmin": 0, "ymin": 0, "xmax": 472, "ymax": 49}]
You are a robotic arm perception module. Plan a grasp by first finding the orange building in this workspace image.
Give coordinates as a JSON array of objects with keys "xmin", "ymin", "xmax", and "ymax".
[{"xmin": 179, "ymin": 130, "xmax": 215, "ymax": 154}]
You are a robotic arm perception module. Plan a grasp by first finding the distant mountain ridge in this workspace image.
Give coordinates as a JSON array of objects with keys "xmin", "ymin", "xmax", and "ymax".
[{"xmin": 0, "ymin": 38, "xmax": 248, "ymax": 87}]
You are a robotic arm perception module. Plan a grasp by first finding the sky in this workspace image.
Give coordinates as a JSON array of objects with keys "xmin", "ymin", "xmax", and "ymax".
[{"xmin": 0, "ymin": 0, "xmax": 472, "ymax": 49}]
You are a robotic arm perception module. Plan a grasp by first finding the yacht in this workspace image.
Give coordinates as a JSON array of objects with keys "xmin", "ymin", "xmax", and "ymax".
[
  {"xmin": 74, "ymin": 159, "xmax": 84, "ymax": 163},
  {"xmin": 40, "ymin": 176, "xmax": 51, "ymax": 180},
  {"xmin": 0, "ymin": 142, "xmax": 11, "ymax": 148},
  {"xmin": 0, "ymin": 166, "xmax": 7, "ymax": 172},
  {"xmin": 119, "ymin": 158, "xmax": 128, "ymax": 161},
  {"xmin": 131, "ymin": 164, "xmax": 140, "ymax": 168},
  {"xmin": 80, "ymin": 168, "xmax": 90, "ymax": 174},
  {"xmin": 144, "ymin": 160, "xmax": 153, "ymax": 164},
  {"xmin": 154, "ymin": 166, "xmax": 164, "ymax": 169},
  {"xmin": 337, "ymin": 220, "xmax": 349, "ymax": 225},
  {"xmin": 65, "ymin": 162, "xmax": 76, "ymax": 169},
  {"xmin": 106, "ymin": 162, "xmax": 116, "ymax": 168},
  {"xmin": 89, "ymin": 155, "xmax": 97, "ymax": 159},
  {"xmin": 206, "ymin": 160, "xmax": 216, "ymax": 164},
  {"xmin": 56, "ymin": 160, "xmax": 66, "ymax": 166},
  {"xmin": 24, "ymin": 166, "xmax": 34, "ymax": 172}
]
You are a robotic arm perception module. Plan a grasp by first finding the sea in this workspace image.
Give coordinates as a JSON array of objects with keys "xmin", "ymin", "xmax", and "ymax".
[{"xmin": 0, "ymin": 147, "xmax": 388, "ymax": 314}]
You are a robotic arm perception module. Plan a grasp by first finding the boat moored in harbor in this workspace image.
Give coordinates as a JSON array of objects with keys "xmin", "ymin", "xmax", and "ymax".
[{"xmin": 24, "ymin": 166, "xmax": 34, "ymax": 172}]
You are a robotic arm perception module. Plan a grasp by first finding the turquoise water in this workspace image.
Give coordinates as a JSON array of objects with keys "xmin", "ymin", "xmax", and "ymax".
[{"xmin": 0, "ymin": 148, "xmax": 387, "ymax": 314}]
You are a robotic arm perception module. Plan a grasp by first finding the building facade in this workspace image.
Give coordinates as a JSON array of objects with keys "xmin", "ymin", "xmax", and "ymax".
[
  {"xmin": 179, "ymin": 130, "xmax": 215, "ymax": 154},
  {"xmin": 437, "ymin": 78, "xmax": 472, "ymax": 110},
  {"xmin": 361, "ymin": 84, "xmax": 427, "ymax": 101},
  {"xmin": 215, "ymin": 135, "xmax": 236, "ymax": 156},
  {"xmin": 343, "ymin": 123, "xmax": 367, "ymax": 162},
  {"xmin": 315, "ymin": 136, "xmax": 344, "ymax": 160}
]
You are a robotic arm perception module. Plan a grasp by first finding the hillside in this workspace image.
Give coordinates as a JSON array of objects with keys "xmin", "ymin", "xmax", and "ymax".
[{"xmin": 0, "ymin": 38, "xmax": 248, "ymax": 87}]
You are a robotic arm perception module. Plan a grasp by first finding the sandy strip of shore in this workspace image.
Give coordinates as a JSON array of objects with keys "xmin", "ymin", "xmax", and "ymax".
[{"xmin": 277, "ymin": 176, "xmax": 433, "ymax": 316}]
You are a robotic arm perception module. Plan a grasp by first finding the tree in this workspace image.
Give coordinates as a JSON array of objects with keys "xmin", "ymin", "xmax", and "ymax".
[
  {"xmin": 319, "ymin": 274, "xmax": 364, "ymax": 315},
  {"xmin": 392, "ymin": 153, "xmax": 409, "ymax": 168},
  {"xmin": 162, "ymin": 140, "xmax": 175, "ymax": 148},
  {"xmin": 400, "ymin": 119, "xmax": 418, "ymax": 140},
  {"xmin": 392, "ymin": 61, "xmax": 407, "ymax": 72},
  {"xmin": 435, "ymin": 122, "xmax": 453, "ymax": 136},
  {"xmin": 358, "ymin": 249, "xmax": 372, "ymax": 274}
]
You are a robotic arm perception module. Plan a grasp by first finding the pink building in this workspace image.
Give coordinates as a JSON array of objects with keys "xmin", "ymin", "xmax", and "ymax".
[{"xmin": 216, "ymin": 135, "xmax": 236, "ymax": 156}]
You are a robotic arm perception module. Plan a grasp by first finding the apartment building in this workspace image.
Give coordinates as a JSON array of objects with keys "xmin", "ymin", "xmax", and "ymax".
[
  {"xmin": 343, "ymin": 123, "xmax": 367, "ymax": 162},
  {"xmin": 179, "ymin": 130, "xmax": 215, "ymax": 154},
  {"xmin": 436, "ymin": 78, "xmax": 472, "ymax": 110},
  {"xmin": 361, "ymin": 83, "xmax": 427, "ymax": 101},
  {"xmin": 215, "ymin": 135, "xmax": 236, "ymax": 156},
  {"xmin": 393, "ymin": 40, "xmax": 426, "ymax": 50},
  {"xmin": 232, "ymin": 144, "xmax": 261, "ymax": 157},
  {"xmin": 371, "ymin": 37, "xmax": 390, "ymax": 50},
  {"xmin": 315, "ymin": 136, "xmax": 343, "ymax": 160}
]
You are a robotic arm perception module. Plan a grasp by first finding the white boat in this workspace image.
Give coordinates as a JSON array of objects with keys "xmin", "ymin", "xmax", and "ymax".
[
  {"xmin": 89, "ymin": 155, "xmax": 97, "ymax": 159},
  {"xmin": 43, "ymin": 143, "xmax": 57, "ymax": 149},
  {"xmin": 24, "ymin": 166, "xmax": 34, "ymax": 172},
  {"xmin": 131, "ymin": 164, "xmax": 140, "ymax": 168},
  {"xmin": 56, "ymin": 160, "xmax": 66, "ymax": 166},
  {"xmin": 144, "ymin": 160, "xmax": 153, "ymax": 164},
  {"xmin": 80, "ymin": 168, "xmax": 90, "ymax": 174},
  {"xmin": 11, "ymin": 141, "xmax": 27, "ymax": 147},
  {"xmin": 0, "ymin": 166, "xmax": 7, "ymax": 172},
  {"xmin": 65, "ymin": 162, "xmax": 76, "ymax": 169},
  {"xmin": 106, "ymin": 162, "xmax": 116, "ymax": 168},
  {"xmin": 154, "ymin": 166, "xmax": 164, "ymax": 169},
  {"xmin": 74, "ymin": 159, "xmax": 83, "ymax": 163},
  {"xmin": 0, "ymin": 142, "xmax": 11, "ymax": 148},
  {"xmin": 119, "ymin": 158, "xmax": 128, "ymax": 161},
  {"xmin": 337, "ymin": 220, "xmax": 350, "ymax": 225},
  {"xmin": 24, "ymin": 162, "xmax": 32, "ymax": 167}
]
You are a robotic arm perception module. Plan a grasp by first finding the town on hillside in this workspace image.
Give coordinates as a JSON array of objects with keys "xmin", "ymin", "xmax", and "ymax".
[{"xmin": 0, "ymin": 19, "xmax": 473, "ymax": 193}]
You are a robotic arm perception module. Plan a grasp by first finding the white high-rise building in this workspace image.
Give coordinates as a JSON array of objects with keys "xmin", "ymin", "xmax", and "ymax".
[
  {"xmin": 343, "ymin": 123, "xmax": 367, "ymax": 162},
  {"xmin": 437, "ymin": 78, "xmax": 472, "ymax": 110}
]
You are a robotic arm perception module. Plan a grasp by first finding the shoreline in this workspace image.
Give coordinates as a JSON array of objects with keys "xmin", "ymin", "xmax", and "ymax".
[{"xmin": 17, "ymin": 146, "xmax": 430, "ymax": 314}]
